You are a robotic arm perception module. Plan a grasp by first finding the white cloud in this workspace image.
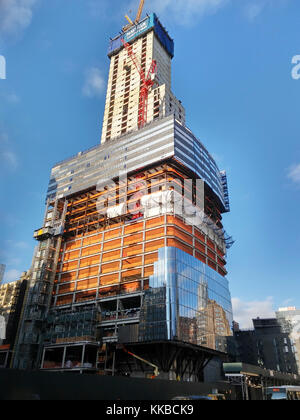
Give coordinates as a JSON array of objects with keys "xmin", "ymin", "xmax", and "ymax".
[
  {"xmin": 4, "ymin": 92, "xmax": 20, "ymax": 103},
  {"xmin": 15, "ymin": 241, "xmax": 29, "ymax": 249},
  {"xmin": 287, "ymin": 164, "xmax": 300, "ymax": 185},
  {"xmin": 132, "ymin": 0, "xmax": 229, "ymax": 25},
  {"xmin": 0, "ymin": 90, "xmax": 21, "ymax": 104},
  {"xmin": 5, "ymin": 239, "xmax": 29, "ymax": 249},
  {"xmin": 1, "ymin": 150, "xmax": 18, "ymax": 169},
  {"xmin": 3, "ymin": 268, "xmax": 22, "ymax": 283},
  {"xmin": 244, "ymin": 2, "xmax": 266, "ymax": 20},
  {"xmin": 125, "ymin": 0, "xmax": 290, "ymax": 25},
  {"xmin": 280, "ymin": 298, "xmax": 294, "ymax": 307},
  {"xmin": 0, "ymin": 239, "xmax": 27, "ymax": 268},
  {"xmin": 232, "ymin": 296, "xmax": 275, "ymax": 329},
  {"xmin": 243, "ymin": 0, "xmax": 290, "ymax": 21},
  {"xmin": 0, "ymin": 0, "xmax": 38, "ymax": 38},
  {"xmin": 82, "ymin": 67, "xmax": 105, "ymax": 98},
  {"xmin": 0, "ymin": 132, "xmax": 18, "ymax": 170}
]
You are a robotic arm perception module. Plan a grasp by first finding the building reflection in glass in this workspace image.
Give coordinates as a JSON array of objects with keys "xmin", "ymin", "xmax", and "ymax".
[{"xmin": 139, "ymin": 247, "xmax": 232, "ymax": 352}]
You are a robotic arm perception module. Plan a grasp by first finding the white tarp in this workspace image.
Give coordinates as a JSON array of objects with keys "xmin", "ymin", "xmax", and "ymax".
[
  {"xmin": 141, "ymin": 190, "xmax": 203, "ymax": 220},
  {"xmin": 161, "ymin": 190, "xmax": 175, "ymax": 214},
  {"xmin": 107, "ymin": 203, "xmax": 126, "ymax": 218},
  {"xmin": 144, "ymin": 207, "xmax": 161, "ymax": 218},
  {"xmin": 141, "ymin": 191, "xmax": 162, "ymax": 208}
]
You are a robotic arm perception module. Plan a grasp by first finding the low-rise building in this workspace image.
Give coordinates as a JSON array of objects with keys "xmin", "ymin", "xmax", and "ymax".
[
  {"xmin": 0, "ymin": 272, "xmax": 29, "ymax": 368},
  {"xmin": 276, "ymin": 307, "xmax": 300, "ymax": 374},
  {"xmin": 229, "ymin": 318, "xmax": 298, "ymax": 375}
]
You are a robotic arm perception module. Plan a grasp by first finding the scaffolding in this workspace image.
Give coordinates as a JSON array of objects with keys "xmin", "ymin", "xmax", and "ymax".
[
  {"xmin": 14, "ymin": 161, "xmax": 231, "ymax": 371},
  {"xmin": 13, "ymin": 198, "xmax": 68, "ymax": 370},
  {"xmin": 51, "ymin": 163, "xmax": 229, "ymax": 309},
  {"xmin": 220, "ymin": 171, "xmax": 230, "ymax": 213}
]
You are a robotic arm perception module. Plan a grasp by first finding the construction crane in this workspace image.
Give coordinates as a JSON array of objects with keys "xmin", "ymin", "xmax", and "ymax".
[
  {"xmin": 135, "ymin": 0, "xmax": 145, "ymax": 23},
  {"xmin": 121, "ymin": 38, "xmax": 157, "ymax": 128},
  {"xmin": 123, "ymin": 0, "xmax": 145, "ymax": 32}
]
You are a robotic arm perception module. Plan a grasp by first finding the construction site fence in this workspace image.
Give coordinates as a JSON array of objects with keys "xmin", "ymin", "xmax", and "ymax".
[{"xmin": 0, "ymin": 369, "xmax": 242, "ymax": 400}]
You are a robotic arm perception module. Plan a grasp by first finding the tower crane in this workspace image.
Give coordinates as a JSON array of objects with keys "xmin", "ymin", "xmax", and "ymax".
[
  {"xmin": 123, "ymin": 0, "xmax": 145, "ymax": 32},
  {"xmin": 121, "ymin": 38, "xmax": 157, "ymax": 129},
  {"xmin": 135, "ymin": 0, "xmax": 145, "ymax": 23}
]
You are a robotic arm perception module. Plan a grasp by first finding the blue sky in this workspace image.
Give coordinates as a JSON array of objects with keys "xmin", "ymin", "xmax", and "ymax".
[{"xmin": 0, "ymin": 0, "xmax": 300, "ymax": 327}]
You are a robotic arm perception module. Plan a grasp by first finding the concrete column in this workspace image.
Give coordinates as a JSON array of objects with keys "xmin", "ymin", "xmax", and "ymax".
[
  {"xmin": 40, "ymin": 347, "xmax": 46, "ymax": 369},
  {"xmin": 62, "ymin": 346, "xmax": 67, "ymax": 368},
  {"xmin": 81, "ymin": 344, "xmax": 86, "ymax": 367}
]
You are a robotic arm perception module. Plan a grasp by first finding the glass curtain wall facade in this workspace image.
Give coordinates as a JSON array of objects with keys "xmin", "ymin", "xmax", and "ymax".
[{"xmin": 139, "ymin": 247, "xmax": 232, "ymax": 352}]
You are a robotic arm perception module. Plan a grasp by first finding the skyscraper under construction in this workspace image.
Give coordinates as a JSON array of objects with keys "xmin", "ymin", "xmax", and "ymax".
[{"xmin": 14, "ymin": 3, "xmax": 233, "ymax": 381}]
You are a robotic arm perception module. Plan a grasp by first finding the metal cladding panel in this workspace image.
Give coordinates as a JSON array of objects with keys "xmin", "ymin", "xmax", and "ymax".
[
  {"xmin": 47, "ymin": 116, "xmax": 175, "ymax": 201},
  {"xmin": 46, "ymin": 117, "xmax": 229, "ymax": 214},
  {"xmin": 220, "ymin": 171, "xmax": 230, "ymax": 212},
  {"xmin": 174, "ymin": 121, "xmax": 229, "ymax": 212}
]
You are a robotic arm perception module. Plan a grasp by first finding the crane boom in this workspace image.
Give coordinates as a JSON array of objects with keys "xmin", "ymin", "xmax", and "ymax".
[
  {"xmin": 146, "ymin": 60, "xmax": 157, "ymax": 81},
  {"xmin": 123, "ymin": 346, "xmax": 159, "ymax": 377},
  {"xmin": 135, "ymin": 0, "xmax": 145, "ymax": 23},
  {"xmin": 123, "ymin": 0, "xmax": 145, "ymax": 32},
  {"xmin": 125, "ymin": 15, "xmax": 133, "ymax": 25},
  {"xmin": 121, "ymin": 39, "xmax": 146, "ymax": 83}
]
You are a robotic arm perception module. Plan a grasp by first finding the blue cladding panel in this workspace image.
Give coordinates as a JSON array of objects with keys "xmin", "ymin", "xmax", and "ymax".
[
  {"xmin": 108, "ymin": 36, "xmax": 123, "ymax": 56},
  {"xmin": 108, "ymin": 14, "xmax": 174, "ymax": 58},
  {"xmin": 154, "ymin": 15, "xmax": 174, "ymax": 58}
]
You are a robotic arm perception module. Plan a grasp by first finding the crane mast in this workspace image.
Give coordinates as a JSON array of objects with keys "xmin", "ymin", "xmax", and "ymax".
[
  {"xmin": 121, "ymin": 1, "xmax": 157, "ymax": 128},
  {"xmin": 121, "ymin": 38, "xmax": 157, "ymax": 129}
]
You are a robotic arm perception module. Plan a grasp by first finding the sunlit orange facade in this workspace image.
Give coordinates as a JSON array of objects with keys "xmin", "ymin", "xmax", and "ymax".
[{"xmin": 53, "ymin": 164, "xmax": 227, "ymax": 312}]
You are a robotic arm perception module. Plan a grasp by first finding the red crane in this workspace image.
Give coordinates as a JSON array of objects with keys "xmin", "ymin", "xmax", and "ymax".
[{"xmin": 121, "ymin": 38, "xmax": 157, "ymax": 128}]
